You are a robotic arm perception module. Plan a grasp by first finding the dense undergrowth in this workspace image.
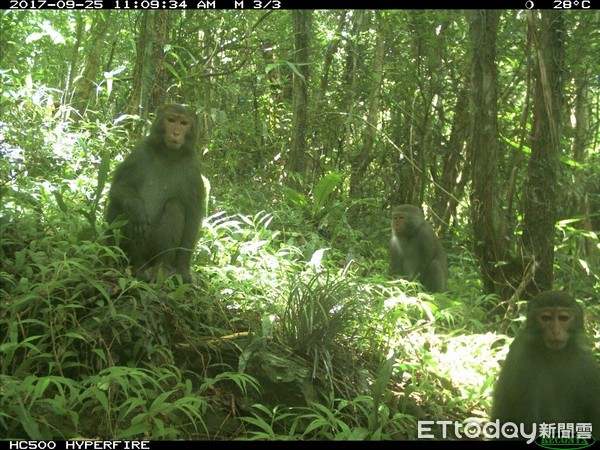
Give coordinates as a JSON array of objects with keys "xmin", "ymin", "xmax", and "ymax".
[{"xmin": 0, "ymin": 185, "xmax": 503, "ymax": 440}]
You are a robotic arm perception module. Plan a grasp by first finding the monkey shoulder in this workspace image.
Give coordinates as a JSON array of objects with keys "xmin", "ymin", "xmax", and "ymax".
[
  {"xmin": 110, "ymin": 151, "xmax": 146, "ymax": 191},
  {"xmin": 113, "ymin": 140, "xmax": 154, "ymax": 173},
  {"xmin": 180, "ymin": 153, "xmax": 203, "ymax": 178},
  {"xmin": 116, "ymin": 144, "xmax": 145, "ymax": 168},
  {"xmin": 507, "ymin": 336, "xmax": 597, "ymax": 381},
  {"xmin": 412, "ymin": 224, "xmax": 437, "ymax": 256},
  {"xmin": 169, "ymin": 153, "xmax": 204, "ymax": 200}
]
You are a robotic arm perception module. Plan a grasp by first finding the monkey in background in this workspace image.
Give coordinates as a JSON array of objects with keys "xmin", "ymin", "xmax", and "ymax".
[{"xmin": 389, "ymin": 204, "xmax": 448, "ymax": 292}]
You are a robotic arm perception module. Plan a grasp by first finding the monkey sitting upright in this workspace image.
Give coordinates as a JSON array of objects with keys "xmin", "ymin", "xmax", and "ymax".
[{"xmin": 389, "ymin": 204, "xmax": 448, "ymax": 292}]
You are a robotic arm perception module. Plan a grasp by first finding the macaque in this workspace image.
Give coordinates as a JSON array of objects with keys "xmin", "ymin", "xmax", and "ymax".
[
  {"xmin": 389, "ymin": 204, "xmax": 448, "ymax": 292},
  {"xmin": 106, "ymin": 104, "xmax": 207, "ymax": 283},
  {"xmin": 492, "ymin": 291, "xmax": 600, "ymax": 439}
]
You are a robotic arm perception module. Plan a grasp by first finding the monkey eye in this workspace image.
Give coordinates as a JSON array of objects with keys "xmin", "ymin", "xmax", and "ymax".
[
  {"xmin": 539, "ymin": 314, "xmax": 552, "ymax": 322},
  {"xmin": 557, "ymin": 314, "xmax": 571, "ymax": 322}
]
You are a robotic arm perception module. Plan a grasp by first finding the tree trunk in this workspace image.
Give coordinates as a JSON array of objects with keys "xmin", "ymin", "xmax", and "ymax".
[
  {"xmin": 466, "ymin": 10, "xmax": 505, "ymax": 295},
  {"xmin": 435, "ymin": 87, "xmax": 470, "ymax": 236},
  {"xmin": 572, "ymin": 80, "xmax": 598, "ymax": 269},
  {"xmin": 70, "ymin": 11, "xmax": 111, "ymax": 121},
  {"xmin": 126, "ymin": 11, "xmax": 149, "ymax": 120},
  {"xmin": 126, "ymin": 11, "xmax": 170, "ymax": 137},
  {"xmin": 288, "ymin": 10, "xmax": 311, "ymax": 189},
  {"xmin": 149, "ymin": 11, "xmax": 171, "ymax": 111},
  {"xmin": 314, "ymin": 11, "xmax": 347, "ymax": 109},
  {"xmin": 339, "ymin": 11, "xmax": 364, "ymax": 179},
  {"xmin": 349, "ymin": 12, "xmax": 384, "ymax": 199},
  {"xmin": 522, "ymin": 11, "xmax": 565, "ymax": 294},
  {"xmin": 64, "ymin": 13, "xmax": 84, "ymax": 109}
]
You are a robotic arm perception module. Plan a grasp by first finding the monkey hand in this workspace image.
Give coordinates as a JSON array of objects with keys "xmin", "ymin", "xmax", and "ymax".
[{"xmin": 129, "ymin": 203, "xmax": 150, "ymax": 240}]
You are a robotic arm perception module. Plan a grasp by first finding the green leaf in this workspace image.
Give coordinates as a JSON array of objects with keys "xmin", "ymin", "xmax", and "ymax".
[{"xmin": 312, "ymin": 172, "xmax": 342, "ymax": 215}]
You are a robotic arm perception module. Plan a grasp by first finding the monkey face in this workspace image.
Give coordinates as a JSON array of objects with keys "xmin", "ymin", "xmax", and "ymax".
[
  {"xmin": 535, "ymin": 307, "xmax": 576, "ymax": 350},
  {"xmin": 391, "ymin": 205, "xmax": 423, "ymax": 236},
  {"xmin": 163, "ymin": 113, "xmax": 193, "ymax": 150},
  {"xmin": 392, "ymin": 211, "xmax": 407, "ymax": 232}
]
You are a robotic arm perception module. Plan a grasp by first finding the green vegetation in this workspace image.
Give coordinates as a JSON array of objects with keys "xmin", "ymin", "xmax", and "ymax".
[{"xmin": 1, "ymin": 9, "xmax": 598, "ymax": 440}]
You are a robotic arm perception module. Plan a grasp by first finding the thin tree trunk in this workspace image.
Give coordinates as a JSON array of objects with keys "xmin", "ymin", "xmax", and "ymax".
[
  {"xmin": 521, "ymin": 11, "xmax": 564, "ymax": 295},
  {"xmin": 70, "ymin": 11, "xmax": 111, "ymax": 121},
  {"xmin": 288, "ymin": 10, "xmax": 311, "ymax": 188},
  {"xmin": 435, "ymin": 87, "xmax": 470, "ymax": 235},
  {"xmin": 572, "ymin": 80, "xmax": 598, "ymax": 268},
  {"xmin": 126, "ymin": 11, "xmax": 149, "ymax": 120},
  {"xmin": 63, "ymin": 13, "xmax": 84, "ymax": 109},
  {"xmin": 126, "ymin": 11, "xmax": 170, "ymax": 136},
  {"xmin": 339, "ymin": 11, "xmax": 363, "ymax": 170},
  {"xmin": 149, "ymin": 11, "xmax": 171, "ymax": 110},
  {"xmin": 314, "ymin": 11, "xmax": 347, "ymax": 109},
  {"xmin": 349, "ymin": 13, "xmax": 384, "ymax": 199}
]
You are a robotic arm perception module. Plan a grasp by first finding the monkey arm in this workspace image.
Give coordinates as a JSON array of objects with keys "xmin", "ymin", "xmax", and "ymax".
[
  {"xmin": 106, "ymin": 149, "xmax": 151, "ymax": 237},
  {"xmin": 173, "ymin": 164, "xmax": 207, "ymax": 278}
]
